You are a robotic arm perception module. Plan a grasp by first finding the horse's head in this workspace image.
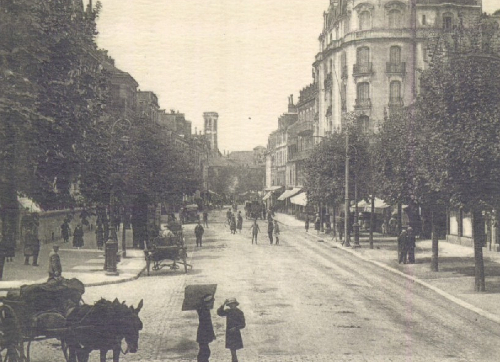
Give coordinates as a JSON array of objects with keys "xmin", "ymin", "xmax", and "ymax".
[{"xmin": 122, "ymin": 299, "xmax": 143, "ymax": 353}]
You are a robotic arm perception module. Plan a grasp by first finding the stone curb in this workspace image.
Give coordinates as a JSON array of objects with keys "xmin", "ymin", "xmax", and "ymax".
[{"xmin": 278, "ymin": 216, "xmax": 500, "ymax": 326}]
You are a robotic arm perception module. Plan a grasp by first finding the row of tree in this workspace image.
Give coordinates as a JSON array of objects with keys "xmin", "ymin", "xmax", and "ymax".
[
  {"xmin": 304, "ymin": 14, "xmax": 500, "ymax": 291},
  {"xmin": 0, "ymin": 1, "xmax": 201, "ymax": 270}
]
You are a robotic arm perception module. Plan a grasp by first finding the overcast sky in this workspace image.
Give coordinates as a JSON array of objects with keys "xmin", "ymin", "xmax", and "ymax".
[{"xmin": 95, "ymin": 0, "xmax": 499, "ymax": 153}]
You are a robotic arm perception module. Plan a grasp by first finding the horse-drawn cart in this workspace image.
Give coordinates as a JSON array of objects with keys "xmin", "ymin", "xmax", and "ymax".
[
  {"xmin": 0, "ymin": 278, "xmax": 85, "ymax": 362},
  {"xmin": 144, "ymin": 223, "xmax": 192, "ymax": 275}
]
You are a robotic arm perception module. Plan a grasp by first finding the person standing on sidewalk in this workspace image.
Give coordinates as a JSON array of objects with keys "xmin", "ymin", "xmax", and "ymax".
[
  {"xmin": 267, "ymin": 219, "xmax": 274, "ymax": 245},
  {"xmin": 73, "ymin": 224, "xmax": 84, "ymax": 248},
  {"xmin": 217, "ymin": 298, "xmax": 245, "ymax": 362},
  {"xmin": 250, "ymin": 219, "xmax": 260, "ymax": 244},
  {"xmin": 273, "ymin": 220, "xmax": 280, "ymax": 245},
  {"xmin": 314, "ymin": 214, "xmax": 321, "ymax": 235},
  {"xmin": 196, "ymin": 294, "xmax": 215, "ymax": 362},
  {"xmin": 398, "ymin": 228, "xmax": 409, "ymax": 264},
  {"xmin": 305, "ymin": 217, "xmax": 309, "ymax": 232},
  {"xmin": 407, "ymin": 226, "xmax": 416, "ymax": 264},
  {"xmin": 48, "ymin": 244, "xmax": 62, "ymax": 281},
  {"xmin": 195, "ymin": 221, "xmax": 205, "ymax": 247},
  {"xmin": 61, "ymin": 220, "xmax": 70, "ymax": 243},
  {"xmin": 236, "ymin": 211, "xmax": 243, "ymax": 233}
]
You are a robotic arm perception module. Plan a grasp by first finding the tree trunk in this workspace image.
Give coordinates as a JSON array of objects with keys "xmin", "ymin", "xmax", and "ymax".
[
  {"xmin": 431, "ymin": 211, "xmax": 439, "ymax": 272},
  {"xmin": 369, "ymin": 195, "xmax": 374, "ymax": 249},
  {"xmin": 473, "ymin": 210, "xmax": 486, "ymax": 292}
]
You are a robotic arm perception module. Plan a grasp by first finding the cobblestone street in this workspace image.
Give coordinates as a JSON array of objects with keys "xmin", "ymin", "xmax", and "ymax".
[{"xmin": 28, "ymin": 208, "xmax": 500, "ymax": 362}]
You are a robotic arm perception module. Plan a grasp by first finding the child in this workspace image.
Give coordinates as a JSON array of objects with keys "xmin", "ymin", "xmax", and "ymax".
[
  {"xmin": 217, "ymin": 298, "xmax": 245, "ymax": 362},
  {"xmin": 249, "ymin": 219, "xmax": 260, "ymax": 244}
]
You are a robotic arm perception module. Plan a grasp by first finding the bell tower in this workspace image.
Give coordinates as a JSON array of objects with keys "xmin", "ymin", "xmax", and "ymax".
[{"xmin": 203, "ymin": 112, "xmax": 219, "ymax": 152}]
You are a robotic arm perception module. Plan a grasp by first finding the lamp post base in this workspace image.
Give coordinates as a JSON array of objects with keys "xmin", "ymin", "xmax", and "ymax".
[{"xmin": 104, "ymin": 239, "xmax": 119, "ymax": 276}]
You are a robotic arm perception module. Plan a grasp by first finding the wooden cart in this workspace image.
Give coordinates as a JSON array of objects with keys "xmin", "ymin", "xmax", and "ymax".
[{"xmin": 144, "ymin": 233, "xmax": 191, "ymax": 275}]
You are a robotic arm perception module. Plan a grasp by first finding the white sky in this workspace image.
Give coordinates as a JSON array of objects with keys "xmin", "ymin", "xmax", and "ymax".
[{"xmin": 95, "ymin": 0, "xmax": 499, "ymax": 153}]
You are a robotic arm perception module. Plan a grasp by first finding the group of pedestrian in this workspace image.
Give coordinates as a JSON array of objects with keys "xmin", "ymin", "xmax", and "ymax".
[
  {"xmin": 196, "ymin": 295, "xmax": 245, "ymax": 362},
  {"xmin": 248, "ymin": 209, "xmax": 281, "ymax": 245},
  {"xmin": 226, "ymin": 209, "xmax": 243, "ymax": 235},
  {"xmin": 398, "ymin": 226, "xmax": 416, "ymax": 264}
]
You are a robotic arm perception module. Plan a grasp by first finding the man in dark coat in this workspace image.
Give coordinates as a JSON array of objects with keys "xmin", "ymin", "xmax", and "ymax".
[
  {"xmin": 195, "ymin": 221, "xmax": 205, "ymax": 247},
  {"xmin": 267, "ymin": 220, "xmax": 274, "ymax": 245},
  {"xmin": 24, "ymin": 225, "xmax": 40, "ymax": 266},
  {"xmin": 407, "ymin": 226, "xmax": 416, "ymax": 264},
  {"xmin": 217, "ymin": 298, "xmax": 245, "ymax": 362},
  {"xmin": 197, "ymin": 295, "xmax": 215, "ymax": 362},
  {"xmin": 61, "ymin": 220, "xmax": 70, "ymax": 243},
  {"xmin": 73, "ymin": 224, "xmax": 84, "ymax": 248}
]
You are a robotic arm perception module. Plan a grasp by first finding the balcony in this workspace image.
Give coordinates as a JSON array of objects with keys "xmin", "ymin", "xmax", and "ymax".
[
  {"xmin": 294, "ymin": 121, "xmax": 314, "ymax": 136},
  {"xmin": 389, "ymin": 97, "xmax": 404, "ymax": 109},
  {"xmin": 354, "ymin": 98, "xmax": 372, "ymax": 109},
  {"xmin": 386, "ymin": 62, "xmax": 406, "ymax": 74},
  {"xmin": 289, "ymin": 148, "xmax": 313, "ymax": 162},
  {"xmin": 353, "ymin": 62, "xmax": 373, "ymax": 77}
]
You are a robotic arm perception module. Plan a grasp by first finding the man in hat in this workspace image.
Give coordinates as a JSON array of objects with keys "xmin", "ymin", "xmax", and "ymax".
[
  {"xmin": 217, "ymin": 298, "xmax": 245, "ymax": 362},
  {"xmin": 195, "ymin": 221, "xmax": 205, "ymax": 247},
  {"xmin": 398, "ymin": 227, "xmax": 409, "ymax": 264},
  {"xmin": 48, "ymin": 245, "xmax": 62, "ymax": 281},
  {"xmin": 197, "ymin": 294, "xmax": 215, "ymax": 362},
  {"xmin": 407, "ymin": 226, "xmax": 416, "ymax": 264}
]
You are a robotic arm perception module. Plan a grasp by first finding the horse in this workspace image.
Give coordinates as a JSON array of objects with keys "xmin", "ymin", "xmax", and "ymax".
[{"xmin": 64, "ymin": 298, "xmax": 143, "ymax": 362}]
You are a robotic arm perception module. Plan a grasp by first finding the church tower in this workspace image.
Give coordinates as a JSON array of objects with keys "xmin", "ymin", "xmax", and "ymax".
[{"xmin": 203, "ymin": 112, "xmax": 219, "ymax": 152}]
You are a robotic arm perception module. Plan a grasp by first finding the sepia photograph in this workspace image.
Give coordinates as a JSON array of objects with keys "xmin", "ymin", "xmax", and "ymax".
[{"xmin": 1, "ymin": 0, "xmax": 500, "ymax": 361}]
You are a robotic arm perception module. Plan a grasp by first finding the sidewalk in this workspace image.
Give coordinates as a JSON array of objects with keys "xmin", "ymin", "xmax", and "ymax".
[
  {"xmin": 274, "ymin": 212, "xmax": 500, "ymax": 325},
  {"xmin": 0, "ymin": 227, "xmax": 146, "ymax": 292}
]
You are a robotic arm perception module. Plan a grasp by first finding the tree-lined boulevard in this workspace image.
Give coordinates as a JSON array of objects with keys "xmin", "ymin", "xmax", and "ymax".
[{"xmin": 18, "ymin": 209, "xmax": 500, "ymax": 362}]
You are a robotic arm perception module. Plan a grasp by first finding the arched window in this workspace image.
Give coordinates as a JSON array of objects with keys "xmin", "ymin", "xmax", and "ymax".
[
  {"xmin": 359, "ymin": 11, "xmax": 371, "ymax": 30},
  {"xmin": 357, "ymin": 46, "xmax": 370, "ymax": 65},
  {"xmin": 388, "ymin": 9, "xmax": 402, "ymax": 29},
  {"xmin": 390, "ymin": 81, "xmax": 402, "ymax": 104},
  {"xmin": 390, "ymin": 46, "xmax": 401, "ymax": 64}
]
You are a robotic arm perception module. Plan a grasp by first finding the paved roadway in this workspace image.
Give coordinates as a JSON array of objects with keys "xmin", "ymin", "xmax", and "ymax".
[{"xmin": 33, "ymin": 208, "xmax": 500, "ymax": 362}]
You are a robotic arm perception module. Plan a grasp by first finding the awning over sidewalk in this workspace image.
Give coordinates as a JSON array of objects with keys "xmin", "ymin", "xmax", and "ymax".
[
  {"xmin": 264, "ymin": 185, "xmax": 283, "ymax": 192},
  {"xmin": 18, "ymin": 196, "xmax": 42, "ymax": 213},
  {"xmin": 290, "ymin": 192, "xmax": 307, "ymax": 206},
  {"xmin": 262, "ymin": 191, "xmax": 273, "ymax": 201},
  {"xmin": 277, "ymin": 188, "xmax": 302, "ymax": 201}
]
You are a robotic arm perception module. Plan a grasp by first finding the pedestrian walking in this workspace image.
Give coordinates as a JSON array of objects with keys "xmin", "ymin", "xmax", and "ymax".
[
  {"xmin": 267, "ymin": 220, "xmax": 274, "ymax": 245},
  {"xmin": 314, "ymin": 214, "xmax": 321, "ymax": 235},
  {"xmin": 23, "ymin": 225, "xmax": 40, "ymax": 266},
  {"xmin": 273, "ymin": 220, "xmax": 280, "ymax": 245},
  {"xmin": 96, "ymin": 222, "xmax": 104, "ymax": 250},
  {"xmin": 381, "ymin": 221, "xmax": 387, "ymax": 236},
  {"xmin": 230, "ymin": 215, "xmax": 237, "ymax": 234},
  {"xmin": 217, "ymin": 298, "xmax": 245, "ymax": 362},
  {"xmin": 195, "ymin": 221, "xmax": 205, "ymax": 247},
  {"xmin": 226, "ymin": 208, "xmax": 232, "ymax": 227},
  {"xmin": 336, "ymin": 217, "xmax": 344, "ymax": 241},
  {"xmin": 48, "ymin": 245, "xmax": 62, "ymax": 281},
  {"xmin": 203, "ymin": 210, "xmax": 209, "ymax": 228},
  {"xmin": 398, "ymin": 228, "xmax": 409, "ymax": 264},
  {"xmin": 236, "ymin": 211, "xmax": 243, "ymax": 233},
  {"xmin": 250, "ymin": 219, "xmax": 260, "ymax": 244},
  {"xmin": 407, "ymin": 226, "xmax": 416, "ymax": 264},
  {"xmin": 197, "ymin": 294, "xmax": 216, "ymax": 362},
  {"xmin": 305, "ymin": 217, "xmax": 309, "ymax": 232},
  {"xmin": 73, "ymin": 224, "xmax": 84, "ymax": 248},
  {"xmin": 61, "ymin": 220, "xmax": 70, "ymax": 243}
]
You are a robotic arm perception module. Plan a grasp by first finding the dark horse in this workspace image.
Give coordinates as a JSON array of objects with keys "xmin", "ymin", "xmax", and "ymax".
[{"xmin": 64, "ymin": 298, "xmax": 143, "ymax": 362}]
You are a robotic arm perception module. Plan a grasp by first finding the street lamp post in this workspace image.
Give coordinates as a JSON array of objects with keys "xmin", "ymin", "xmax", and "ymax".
[{"xmin": 344, "ymin": 130, "xmax": 351, "ymax": 247}]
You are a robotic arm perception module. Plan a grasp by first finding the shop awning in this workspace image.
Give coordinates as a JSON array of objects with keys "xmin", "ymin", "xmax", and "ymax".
[
  {"xmin": 262, "ymin": 191, "xmax": 273, "ymax": 201},
  {"xmin": 18, "ymin": 196, "xmax": 42, "ymax": 213},
  {"xmin": 290, "ymin": 192, "xmax": 307, "ymax": 206},
  {"xmin": 277, "ymin": 188, "xmax": 302, "ymax": 201},
  {"xmin": 264, "ymin": 185, "xmax": 283, "ymax": 192}
]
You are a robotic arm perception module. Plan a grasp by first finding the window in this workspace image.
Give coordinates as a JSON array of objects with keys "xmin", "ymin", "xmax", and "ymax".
[
  {"xmin": 357, "ymin": 82, "xmax": 370, "ymax": 101},
  {"xmin": 390, "ymin": 81, "xmax": 402, "ymax": 103},
  {"xmin": 443, "ymin": 14, "xmax": 453, "ymax": 30},
  {"xmin": 341, "ymin": 84, "xmax": 347, "ymax": 110},
  {"xmin": 422, "ymin": 15, "xmax": 427, "ymax": 25},
  {"xmin": 357, "ymin": 46, "xmax": 370, "ymax": 65},
  {"xmin": 344, "ymin": 17, "xmax": 350, "ymax": 35},
  {"xmin": 359, "ymin": 11, "xmax": 371, "ymax": 30},
  {"xmin": 388, "ymin": 9, "xmax": 402, "ymax": 29},
  {"xmin": 390, "ymin": 46, "xmax": 401, "ymax": 64}
]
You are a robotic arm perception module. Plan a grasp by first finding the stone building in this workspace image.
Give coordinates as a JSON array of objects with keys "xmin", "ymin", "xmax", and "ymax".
[
  {"xmin": 203, "ymin": 112, "xmax": 219, "ymax": 152},
  {"xmin": 313, "ymin": 0, "xmax": 482, "ymax": 137}
]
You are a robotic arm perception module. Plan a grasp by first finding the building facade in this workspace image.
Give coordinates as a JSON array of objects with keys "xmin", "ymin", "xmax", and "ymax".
[{"xmin": 313, "ymin": 0, "xmax": 482, "ymax": 137}]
